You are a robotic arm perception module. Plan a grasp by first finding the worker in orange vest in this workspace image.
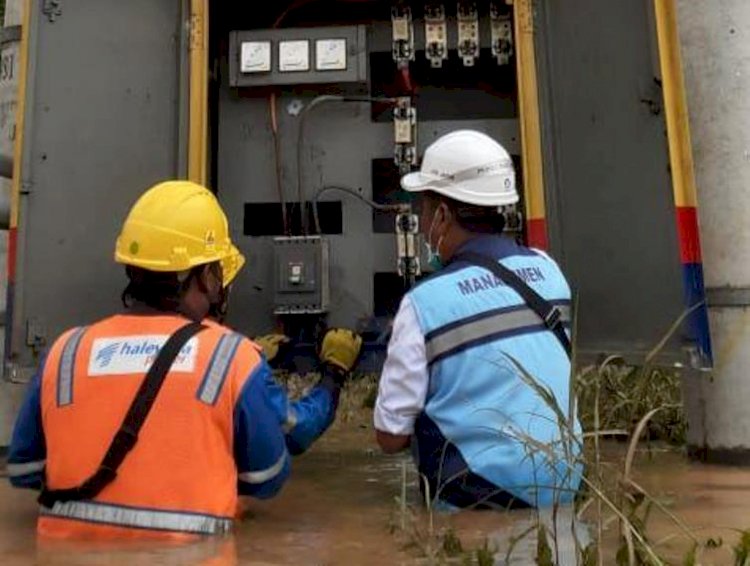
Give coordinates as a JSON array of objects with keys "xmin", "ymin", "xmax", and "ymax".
[{"xmin": 6, "ymin": 180, "xmax": 362, "ymax": 539}]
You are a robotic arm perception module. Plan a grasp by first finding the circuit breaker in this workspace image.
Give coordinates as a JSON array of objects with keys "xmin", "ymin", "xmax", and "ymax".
[{"xmin": 273, "ymin": 237, "xmax": 330, "ymax": 315}]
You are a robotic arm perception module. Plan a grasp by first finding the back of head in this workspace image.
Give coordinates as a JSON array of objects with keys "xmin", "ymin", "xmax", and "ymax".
[{"xmin": 115, "ymin": 180, "xmax": 245, "ymax": 315}]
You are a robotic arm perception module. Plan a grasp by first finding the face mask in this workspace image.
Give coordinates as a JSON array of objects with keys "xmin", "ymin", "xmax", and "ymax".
[{"xmin": 424, "ymin": 208, "xmax": 445, "ymax": 271}]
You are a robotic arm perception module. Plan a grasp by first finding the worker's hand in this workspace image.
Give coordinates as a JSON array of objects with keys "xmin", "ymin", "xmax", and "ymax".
[
  {"xmin": 319, "ymin": 328, "xmax": 363, "ymax": 373},
  {"xmin": 254, "ymin": 334, "xmax": 291, "ymax": 363}
]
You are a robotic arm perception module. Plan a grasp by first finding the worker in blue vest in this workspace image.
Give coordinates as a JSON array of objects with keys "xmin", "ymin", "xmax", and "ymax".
[{"xmin": 374, "ymin": 130, "xmax": 582, "ymax": 509}]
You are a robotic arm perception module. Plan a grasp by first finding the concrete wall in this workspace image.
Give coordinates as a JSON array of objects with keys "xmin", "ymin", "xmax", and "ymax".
[{"xmin": 678, "ymin": 0, "xmax": 750, "ymax": 459}]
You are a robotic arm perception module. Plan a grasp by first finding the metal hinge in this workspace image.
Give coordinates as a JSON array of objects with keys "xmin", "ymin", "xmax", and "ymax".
[{"xmin": 42, "ymin": 0, "xmax": 63, "ymax": 23}]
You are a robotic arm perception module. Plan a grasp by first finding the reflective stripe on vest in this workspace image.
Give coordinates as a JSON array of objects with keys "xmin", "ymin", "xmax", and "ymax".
[
  {"xmin": 282, "ymin": 408, "xmax": 297, "ymax": 433},
  {"xmin": 41, "ymin": 500, "xmax": 233, "ymax": 535},
  {"xmin": 57, "ymin": 327, "xmax": 88, "ymax": 407},
  {"xmin": 196, "ymin": 333, "xmax": 243, "ymax": 405},
  {"xmin": 7, "ymin": 459, "xmax": 46, "ymax": 478},
  {"xmin": 425, "ymin": 304, "xmax": 571, "ymax": 365},
  {"xmin": 238, "ymin": 450, "xmax": 287, "ymax": 485}
]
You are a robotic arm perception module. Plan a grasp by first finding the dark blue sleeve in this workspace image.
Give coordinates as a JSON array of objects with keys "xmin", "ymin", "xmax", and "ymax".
[
  {"xmin": 234, "ymin": 364, "xmax": 291, "ymax": 499},
  {"xmin": 258, "ymin": 361, "xmax": 338, "ymax": 455},
  {"xmin": 8, "ymin": 362, "xmax": 47, "ymax": 490}
]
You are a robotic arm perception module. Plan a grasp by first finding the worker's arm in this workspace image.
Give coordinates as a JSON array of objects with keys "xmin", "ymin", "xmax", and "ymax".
[
  {"xmin": 258, "ymin": 361, "xmax": 341, "ymax": 456},
  {"xmin": 234, "ymin": 365, "xmax": 291, "ymax": 499},
  {"xmin": 8, "ymin": 365, "xmax": 47, "ymax": 490},
  {"xmin": 256, "ymin": 329, "xmax": 362, "ymax": 456},
  {"xmin": 374, "ymin": 296, "xmax": 429, "ymax": 454}
]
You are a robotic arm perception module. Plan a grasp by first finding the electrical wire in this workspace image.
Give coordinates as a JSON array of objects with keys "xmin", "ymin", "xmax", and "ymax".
[
  {"xmin": 269, "ymin": 93, "xmax": 290, "ymax": 235},
  {"xmin": 312, "ymin": 185, "xmax": 405, "ymax": 236},
  {"xmin": 297, "ymin": 95, "xmax": 398, "ymax": 234},
  {"xmin": 269, "ymin": 1, "xmax": 383, "ymax": 236}
]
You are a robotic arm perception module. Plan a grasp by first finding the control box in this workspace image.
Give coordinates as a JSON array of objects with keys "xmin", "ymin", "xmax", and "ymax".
[
  {"xmin": 273, "ymin": 236, "xmax": 330, "ymax": 315},
  {"xmin": 229, "ymin": 26, "xmax": 368, "ymax": 87}
]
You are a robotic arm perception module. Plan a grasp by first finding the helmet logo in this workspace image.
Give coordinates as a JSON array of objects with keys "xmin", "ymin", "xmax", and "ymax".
[
  {"xmin": 205, "ymin": 230, "xmax": 216, "ymax": 250},
  {"xmin": 129, "ymin": 241, "xmax": 139, "ymax": 255}
]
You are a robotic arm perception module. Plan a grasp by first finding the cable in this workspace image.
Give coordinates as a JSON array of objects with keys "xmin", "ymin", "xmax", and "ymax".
[
  {"xmin": 297, "ymin": 95, "xmax": 398, "ymax": 234},
  {"xmin": 312, "ymin": 185, "xmax": 404, "ymax": 236},
  {"xmin": 269, "ymin": 93, "xmax": 290, "ymax": 235}
]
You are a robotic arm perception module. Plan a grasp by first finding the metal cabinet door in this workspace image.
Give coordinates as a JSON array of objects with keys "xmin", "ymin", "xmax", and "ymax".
[
  {"xmin": 7, "ymin": 0, "xmax": 190, "ymax": 372},
  {"xmin": 536, "ymin": 0, "xmax": 707, "ymax": 364}
]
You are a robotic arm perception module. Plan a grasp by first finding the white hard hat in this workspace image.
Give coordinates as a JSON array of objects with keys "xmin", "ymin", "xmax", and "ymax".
[{"xmin": 401, "ymin": 130, "xmax": 518, "ymax": 206}]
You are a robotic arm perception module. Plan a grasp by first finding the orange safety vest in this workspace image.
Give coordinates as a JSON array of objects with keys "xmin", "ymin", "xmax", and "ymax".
[{"xmin": 37, "ymin": 313, "xmax": 261, "ymax": 539}]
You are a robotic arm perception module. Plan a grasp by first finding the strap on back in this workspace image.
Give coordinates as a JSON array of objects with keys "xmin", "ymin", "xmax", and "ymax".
[
  {"xmin": 452, "ymin": 251, "xmax": 572, "ymax": 357},
  {"xmin": 38, "ymin": 321, "xmax": 206, "ymax": 508}
]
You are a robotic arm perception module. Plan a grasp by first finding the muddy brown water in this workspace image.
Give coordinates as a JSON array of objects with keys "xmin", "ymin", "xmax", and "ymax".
[{"xmin": 1, "ymin": 424, "xmax": 750, "ymax": 565}]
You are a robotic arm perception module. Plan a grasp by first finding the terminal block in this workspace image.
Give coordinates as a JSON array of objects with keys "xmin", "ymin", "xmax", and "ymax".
[
  {"xmin": 424, "ymin": 3, "xmax": 448, "ymax": 68},
  {"xmin": 393, "ymin": 97, "xmax": 418, "ymax": 175},
  {"xmin": 490, "ymin": 2, "xmax": 514, "ymax": 66},
  {"xmin": 457, "ymin": 1, "xmax": 480, "ymax": 67},
  {"xmin": 391, "ymin": 3, "xmax": 415, "ymax": 69}
]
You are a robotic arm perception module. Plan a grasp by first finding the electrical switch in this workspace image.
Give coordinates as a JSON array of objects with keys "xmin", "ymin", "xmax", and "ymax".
[
  {"xmin": 391, "ymin": 3, "xmax": 415, "ymax": 69},
  {"xmin": 424, "ymin": 3, "xmax": 447, "ymax": 68},
  {"xmin": 289, "ymin": 263, "xmax": 304, "ymax": 285},
  {"xmin": 490, "ymin": 2, "xmax": 514, "ymax": 66},
  {"xmin": 396, "ymin": 209, "xmax": 421, "ymax": 284},
  {"xmin": 393, "ymin": 97, "xmax": 417, "ymax": 175},
  {"xmin": 457, "ymin": 1, "xmax": 480, "ymax": 67}
]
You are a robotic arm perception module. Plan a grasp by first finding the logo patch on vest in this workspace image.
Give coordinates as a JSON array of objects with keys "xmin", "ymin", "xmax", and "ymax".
[{"xmin": 88, "ymin": 335, "xmax": 198, "ymax": 375}]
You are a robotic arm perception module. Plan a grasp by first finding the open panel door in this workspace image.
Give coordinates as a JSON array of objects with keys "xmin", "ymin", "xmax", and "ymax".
[
  {"xmin": 5, "ymin": 0, "xmax": 192, "ymax": 376},
  {"xmin": 535, "ymin": 0, "xmax": 710, "ymax": 365}
]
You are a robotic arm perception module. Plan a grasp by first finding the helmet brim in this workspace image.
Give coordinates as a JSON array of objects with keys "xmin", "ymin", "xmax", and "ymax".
[
  {"xmin": 221, "ymin": 245, "xmax": 246, "ymax": 287},
  {"xmin": 401, "ymin": 171, "xmax": 520, "ymax": 207}
]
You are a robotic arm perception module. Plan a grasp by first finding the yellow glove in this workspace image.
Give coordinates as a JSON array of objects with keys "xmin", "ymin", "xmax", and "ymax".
[
  {"xmin": 254, "ymin": 334, "xmax": 290, "ymax": 362},
  {"xmin": 319, "ymin": 328, "xmax": 363, "ymax": 372}
]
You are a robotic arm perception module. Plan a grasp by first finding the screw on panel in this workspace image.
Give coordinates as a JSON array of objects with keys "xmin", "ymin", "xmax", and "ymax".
[{"xmin": 42, "ymin": 0, "xmax": 63, "ymax": 22}]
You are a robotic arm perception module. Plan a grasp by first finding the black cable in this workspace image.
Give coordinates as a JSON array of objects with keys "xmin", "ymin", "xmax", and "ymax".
[
  {"xmin": 269, "ymin": 94, "xmax": 290, "ymax": 235},
  {"xmin": 312, "ymin": 185, "xmax": 404, "ymax": 236},
  {"xmin": 297, "ymin": 95, "xmax": 398, "ymax": 235}
]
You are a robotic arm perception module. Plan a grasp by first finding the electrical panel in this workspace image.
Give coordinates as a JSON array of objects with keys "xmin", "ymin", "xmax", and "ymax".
[
  {"xmin": 229, "ymin": 26, "xmax": 367, "ymax": 87},
  {"xmin": 273, "ymin": 237, "xmax": 330, "ymax": 315},
  {"xmin": 219, "ymin": 7, "xmax": 523, "ymax": 338}
]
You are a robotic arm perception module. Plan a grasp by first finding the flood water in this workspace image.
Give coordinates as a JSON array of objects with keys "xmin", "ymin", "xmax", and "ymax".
[{"xmin": 2, "ymin": 420, "xmax": 750, "ymax": 565}]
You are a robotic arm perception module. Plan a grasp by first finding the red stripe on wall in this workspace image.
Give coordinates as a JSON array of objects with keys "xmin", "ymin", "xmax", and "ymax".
[
  {"xmin": 676, "ymin": 206, "xmax": 702, "ymax": 264},
  {"xmin": 526, "ymin": 218, "xmax": 548, "ymax": 250}
]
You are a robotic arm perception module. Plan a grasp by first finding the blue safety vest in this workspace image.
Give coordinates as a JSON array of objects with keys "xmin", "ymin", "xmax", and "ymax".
[{"xmin": 408, "ymin": 235, "xmax": 582, "ymax": 508}]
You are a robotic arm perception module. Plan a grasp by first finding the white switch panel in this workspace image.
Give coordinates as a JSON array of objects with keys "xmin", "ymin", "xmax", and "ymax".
[
  {"xmin": 315, "ymin": 39, "xmax": 347, "ymax": 71},
  {"xmin": 240, "ymin": 41, "xmax": 271, "ymax": 73},
  {"xmin": 279, "ymin": 40, "xmax": 310, "ymax": 72}
]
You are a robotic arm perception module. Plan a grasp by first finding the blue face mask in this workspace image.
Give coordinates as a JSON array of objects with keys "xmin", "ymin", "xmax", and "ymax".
[{"xmin": 424, "ymin": 208, "xmax": 445, "ymax": 271}]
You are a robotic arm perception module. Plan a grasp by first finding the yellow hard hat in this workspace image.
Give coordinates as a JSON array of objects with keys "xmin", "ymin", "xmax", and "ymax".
[{"xmin": 115, "ymin": 180, "xmax": 245, "ymax": 287}]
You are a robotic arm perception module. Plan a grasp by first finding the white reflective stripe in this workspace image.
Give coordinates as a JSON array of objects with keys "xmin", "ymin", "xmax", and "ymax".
[
  {"xmin": 57, "ymin": 326, "xmax": 87, "ymax": 407},
  {"xmin": 238, "ymin": 451, "xmax": 287, "ymax": 485},
  {"xmin": 41, "ymin": 501, "xmax": 233, "ymax": 535},
  {"xmin": 426, "ymin": 305, "xmax": 571, "ymax": 364},
  {"xmin": 7, "ymin": 460, "xmax": 46, "ymax": 477},
  {"xmin": 198, "ymin": 333, "xmax": 243, "ymax": 405},
  {"xmin": 282, "ymin": 408, "xmax": 297, "ymax": 433},
  {"xmin": 425, "ymin": 159, "xmax": 513, "ymax": 184}
]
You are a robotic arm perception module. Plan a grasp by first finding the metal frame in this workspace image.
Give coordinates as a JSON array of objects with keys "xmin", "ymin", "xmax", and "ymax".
[{"xmin": 513, "ymin": 0, "xmax": 548, "ymax": 250}]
